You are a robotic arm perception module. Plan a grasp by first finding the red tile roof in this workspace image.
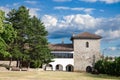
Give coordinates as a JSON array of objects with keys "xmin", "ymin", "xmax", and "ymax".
[
  {"xmin": 71, "ymin": 32, "xmax": 102, "ymax": 40},
  {"xmin": 48, "ymin": 44, "xmax": 73, "ymax": 51}
]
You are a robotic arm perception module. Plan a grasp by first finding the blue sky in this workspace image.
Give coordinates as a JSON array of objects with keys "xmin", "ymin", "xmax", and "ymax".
[{"xmin": 0, "ymin": 0, "xmax": 120, "ymax": 56}]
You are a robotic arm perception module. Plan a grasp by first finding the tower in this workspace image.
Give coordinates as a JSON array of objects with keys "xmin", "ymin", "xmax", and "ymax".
[{"xmin": 71, "ymin": 32, "xmax": 102, "ymax": 71}]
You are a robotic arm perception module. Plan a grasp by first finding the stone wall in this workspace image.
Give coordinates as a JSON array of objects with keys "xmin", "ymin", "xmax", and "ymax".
[
  {"xmin": 0, "ymin": 61, "xmax": 16, "ymax": 66},
  {"xmin": 73, "ymin": 39, "xmax": 101, "ymax": 71}
]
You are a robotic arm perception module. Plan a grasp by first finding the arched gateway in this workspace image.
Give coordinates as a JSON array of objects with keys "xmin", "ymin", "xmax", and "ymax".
[
  {"xmin": 66, "ymin": 64, "xmax": 74, "ymax": 72},
  {"xmin": 56, "ymin": 64, "xmax": 63, "ymax": 71}
]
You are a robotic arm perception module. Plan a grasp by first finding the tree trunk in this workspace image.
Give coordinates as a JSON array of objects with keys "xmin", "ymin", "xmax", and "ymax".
[
  {"xmin": 16, "ymin": 59, "xmax": 20, "ymax": 67},
  {"xmin": 9, "ymin": 57, "xmax": 12, "ymax": 70}
]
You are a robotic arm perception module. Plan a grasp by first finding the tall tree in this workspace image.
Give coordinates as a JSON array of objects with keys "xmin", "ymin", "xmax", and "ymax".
[
  {"xmin": 7, "ymin": 6, "xmax": 30, "ymax": 67},
  {"xmin": 27, "ymin": 16, "xmax": 53, "ymax": 68},
  {"xmin": 7, "ymin": 6, "xmax": 53, "ymax": 68}
]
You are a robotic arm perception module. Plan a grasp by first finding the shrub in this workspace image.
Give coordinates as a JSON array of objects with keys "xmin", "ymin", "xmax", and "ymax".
[
  {"xmin": 30, "ymin": 60, "xmax": 42, "ymax": 68},
  {"xmin": 94, "ymin": 57, "xmax": 120, "ymax": 76}
]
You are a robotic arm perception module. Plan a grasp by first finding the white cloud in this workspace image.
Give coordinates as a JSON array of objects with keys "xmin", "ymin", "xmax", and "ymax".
[
  {"xmin": 0, "ymin": 6, "xmax": 10, "ymax": 15},
  {"xmin": 101, "ymin": 0, "xmax": 120, "ymax": 4},
  {"xmin": 42, "ymin": 14, "xmax": 102, "ymax": 32},
  {"xmin": 83, "ymin": 8, "xmax": 95, "ymax": 14},
  {"xmin": 29, "ymin": 8, "xmax": 40, "ymax": 17},
  {"xmin": 54, "ymin": 6, "xmax": 69, "ymax": 10},
  {"xmin": 80, "ymin": 0, "xmax": 120, "ymax": 4},
  {"xmin": 41, "ymin": 15, "xmax": 58, "ymax": 32},
  {"xmin": 53, "ymin": 0, "xmax": 72, "ymax": 2},
  {"xmin": 61, "ymin": 14, "xmax": 101, "ymax": 29},
  {"xmin": 107, "ymin": 47, "xmax": 120, "ymax": 51},
  {"xmin": 95, "ymin": 29, "xmax": 104, "ymax": 35},
  {"xmin": 24, "ymin": 1, "xmax": 37, "ymax": 4},
  {"xmin": 13, "ymin": 3, "xmax": 19, "ymax": 7},
  {"xmin": 80, "ymin": 0, "xmax": 97, "ymax": 3},
  {"xmin": 95, "ymin": 29, "xmax": 120, "ymax": 40},
  {"xmin": 108, "ymin": 47, "xmax": 116, "ymax": 50},
  {"xmin": 54, "ymin": 6, "xmax": 95, "ymax": 14},
  {"xmin": 42, "ymin": 14, "xmax": 120, "ymax": 40}
]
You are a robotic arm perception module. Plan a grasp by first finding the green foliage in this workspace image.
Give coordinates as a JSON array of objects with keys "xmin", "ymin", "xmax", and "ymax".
[
  {"xmin": 7, "ymin": 6, "xmax": 53, "ymax": 68},
  {"xmin": 7, "ymin": 6, "xmax": 30, "ymax": 65},
  {"xmin": 95, "ymin": 57, "xmax": 120, "ymax": 76},
  {"xmin": 0, "ymin": 10, "xmax": 16, "ymax": 57},
  {"xmin": 0, "ymin": 10, "xmax": 4, "ymax": 33},
  {"xmin": 27, "ymin": 16, "xmax": 53, "ymax": 67},
  {"xmin": 30, "ymin": 60, "xmax": 42, "ymax": 68}
]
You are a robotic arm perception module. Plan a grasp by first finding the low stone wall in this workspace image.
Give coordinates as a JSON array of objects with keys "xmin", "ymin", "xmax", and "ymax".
[
  {"xmin": 0, "ymin": 67, "xmax": 8, "ymax": 71},
  {"xmin": 0, "ymin": 61, "xmax": 16, "ymax": 66}
]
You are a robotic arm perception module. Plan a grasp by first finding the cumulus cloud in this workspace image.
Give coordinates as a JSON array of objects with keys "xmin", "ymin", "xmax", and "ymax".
[
  {"xmin": 53, "ymin": 0, "xmax": 72, "ymax": 2},
  {"xmin": 54, "ymin": 6, "xmax": 95, "ymax": 14},
  {"xmin": 95, "ymin": 29, "xmax": 120, "ymax": 40},
  {"xmin": 42, "ymin": 15, "xmax": 58, "ymax": 32},
  {"xmin": 42, "ymin": 14, "xmax": 102, "ymax": 37},
  {"xmin": 29, "ymin": 8, "xmax": 40, "ymax": 17},
  {"xmin": 80, "ymin": 0, "xmax": 120, "ymax": 4},
  {"xmin": 61, "ymin": 14, "xmax": 101, "ymax": 29},
  {"xmin": 42, "ymin": 14, "xmax": 120, "ymax": 40}
]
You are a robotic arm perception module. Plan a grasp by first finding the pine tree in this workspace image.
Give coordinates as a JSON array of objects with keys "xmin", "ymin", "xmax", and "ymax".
[
  {"xmin": 27, "ymin": 16, "xmax": 53, "ymax": 68},
  {"xmin": 7, "ymin": 6, "xmax": 53, "ymax": 68}
]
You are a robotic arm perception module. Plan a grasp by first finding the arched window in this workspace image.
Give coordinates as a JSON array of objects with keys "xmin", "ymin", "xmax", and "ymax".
[{"xmin": 86, "ymin": 42, "xmax": 89, "ymax": 48}]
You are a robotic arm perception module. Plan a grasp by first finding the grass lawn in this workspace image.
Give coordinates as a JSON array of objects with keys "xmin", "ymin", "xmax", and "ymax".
[{"xmin": 0, "ymin": 71, "xmax": 120, "ymax": 80}]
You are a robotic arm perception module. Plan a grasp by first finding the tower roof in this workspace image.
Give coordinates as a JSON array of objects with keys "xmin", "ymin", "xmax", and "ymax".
[
  {"xmin": 48, "ymin": 44, "xmax": 73, "ymax": 51},
  {"xmin": 71, "ymin": 32, "xmax": 102, "ymax": 40}
]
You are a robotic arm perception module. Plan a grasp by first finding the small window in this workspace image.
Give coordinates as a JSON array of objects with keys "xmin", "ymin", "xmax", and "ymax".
[{"xmin": 86, "ymin": 42, "xmax": 89, "ymax": 48}]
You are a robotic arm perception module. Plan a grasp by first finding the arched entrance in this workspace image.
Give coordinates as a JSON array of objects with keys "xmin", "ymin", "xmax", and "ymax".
[
  {"xmin": 45, "ymin": 64, "xmax": 53, "ymax": 71},
  {"xmin": 86, "ymin": 66, "xmax": 92, "ymax": 73},
  {"xmin": 66, "ymin": 64, "xmax": 74, "ymax": 72},
  {"xmin": 56, "ymin": 64, "xmax": 63, "ymax": 71}
]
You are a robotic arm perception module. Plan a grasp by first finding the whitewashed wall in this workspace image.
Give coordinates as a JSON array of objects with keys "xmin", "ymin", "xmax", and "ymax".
[{"xmin": 49, "ymin": 58, "xmax": 74, "ymax": 71}]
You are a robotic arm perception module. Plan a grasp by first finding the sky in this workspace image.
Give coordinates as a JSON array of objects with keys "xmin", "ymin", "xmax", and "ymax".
[{"xmin": 0, "ymin": 0, "xmax": 120, "ymax": 57}]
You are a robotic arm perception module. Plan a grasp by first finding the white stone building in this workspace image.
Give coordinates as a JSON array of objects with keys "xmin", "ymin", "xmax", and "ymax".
[{"xmin": 45, "ymin": 32, "xmax": 102, "ymax": 72}]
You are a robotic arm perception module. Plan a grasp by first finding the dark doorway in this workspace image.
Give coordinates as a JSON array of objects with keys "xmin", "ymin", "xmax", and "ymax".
[
  {"xmin": 56, "ymin": 64, "xmax": 63, "ymax": 71},
  {"xmin": 86, "ymin": 66, "xmax": 92, "ymax": 73},
  {"xmin": 66, "ymin": 65, "xmax": 74, "ymax": 72}
]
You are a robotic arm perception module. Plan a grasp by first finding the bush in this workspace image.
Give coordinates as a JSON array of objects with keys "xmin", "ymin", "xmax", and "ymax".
[
  {"xmin": 94, "ymin": 60, "xmax": 105, "ymax": 74},
  {"xmin": 30, "ymin": 60, "xmax": 42, "ymax": 68},
  {"xmin": 94, "ymin": 57, "xmax": 120, "ymax": 76}
]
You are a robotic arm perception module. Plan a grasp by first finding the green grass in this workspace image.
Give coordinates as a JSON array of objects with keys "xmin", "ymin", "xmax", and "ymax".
[{"xmin": 0, "ymin": 71, "xmax": 119, "ymax": 80}]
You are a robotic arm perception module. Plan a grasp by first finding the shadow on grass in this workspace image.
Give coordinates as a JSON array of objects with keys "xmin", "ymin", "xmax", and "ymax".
[{"xmin": 86, "ymin": 73, "xmax": 120, "ymax": 80}]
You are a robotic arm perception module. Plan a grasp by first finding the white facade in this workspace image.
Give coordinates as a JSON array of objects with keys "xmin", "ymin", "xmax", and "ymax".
[
  {"xmin": 49, "ymin": 58, "xmax": 74, "ymax": 71},
  {"xmin": 45, "ymin": 51, "xmax": 74, "ymax": 71}
]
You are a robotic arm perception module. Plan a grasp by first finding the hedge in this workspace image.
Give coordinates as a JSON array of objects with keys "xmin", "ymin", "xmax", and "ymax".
[{"xmin": 94, "ymin": 57, "xmax": 120, "ymax": 76}]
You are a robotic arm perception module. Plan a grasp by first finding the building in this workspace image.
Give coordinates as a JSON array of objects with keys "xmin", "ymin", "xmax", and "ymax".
[{"xmin": 44, "ymin": 32, "xmax": 102, "ymax": 72}]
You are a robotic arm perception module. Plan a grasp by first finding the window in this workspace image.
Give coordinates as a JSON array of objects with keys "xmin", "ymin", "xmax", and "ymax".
[
  {"xmin": 52, "ymin": 53, "xmax": 73, "ymax": 58},
  {"xmin": 86, "ymin": 42, "xmax": 89, "ymax": 48}
]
